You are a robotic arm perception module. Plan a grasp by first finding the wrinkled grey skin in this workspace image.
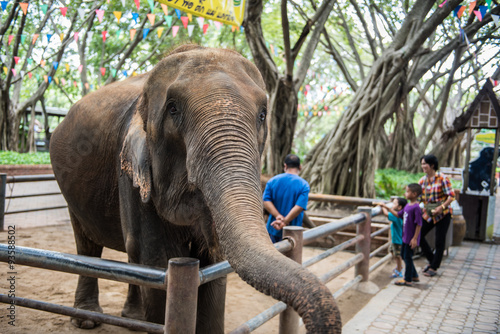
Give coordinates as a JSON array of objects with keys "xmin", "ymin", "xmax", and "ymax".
[{"xmin": 50, "ymin": 45, "xmax": 341, "ymax": 333}]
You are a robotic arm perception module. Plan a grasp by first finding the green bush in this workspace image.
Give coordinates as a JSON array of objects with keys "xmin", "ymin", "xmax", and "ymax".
[
  {"xmin": 375, "ymin": 168, "xmax": 462, "ymax": 199},
  {"xmin": 0, "ymin": 151, "xmax": 51, "ymax": 165}
]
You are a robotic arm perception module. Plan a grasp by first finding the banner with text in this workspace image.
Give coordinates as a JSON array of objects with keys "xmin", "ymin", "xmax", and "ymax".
[{"xmin": 157, "ymin": 0, "xmax": 245, "ymax": 26}]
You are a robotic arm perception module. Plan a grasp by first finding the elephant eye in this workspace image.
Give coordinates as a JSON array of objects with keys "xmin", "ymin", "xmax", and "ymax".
[
  {"xmin": 167, "ymin": 103, "xmax": 177, "ymax": 115},
  {"xmin": 259, "ymin": 108, "xmax": 267, "ymax": 122}
]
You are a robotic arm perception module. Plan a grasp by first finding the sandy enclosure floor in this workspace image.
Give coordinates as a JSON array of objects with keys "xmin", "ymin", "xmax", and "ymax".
[{"xmin": 0, "ymin": 224, "xmax": 393, "ymax": 333}]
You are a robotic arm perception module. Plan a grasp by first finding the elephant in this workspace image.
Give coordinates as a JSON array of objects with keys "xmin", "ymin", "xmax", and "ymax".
[{"xmin": 50, "ymin": 45, "xmax": 341, "ymax": 333}]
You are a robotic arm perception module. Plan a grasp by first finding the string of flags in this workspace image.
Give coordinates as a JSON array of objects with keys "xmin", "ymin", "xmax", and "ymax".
[{"xmin": 0, "ymin": 0, "xmax": 247, "ymax": 91}]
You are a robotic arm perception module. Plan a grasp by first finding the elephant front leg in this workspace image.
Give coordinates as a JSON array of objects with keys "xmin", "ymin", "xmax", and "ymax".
[
  {"xmin": 196, "ymin": 276, "xmax": 227, "ymax": 334},
  {"xmin": 122, "ymin": 284, "xmax": 143, "ymax": 321}
]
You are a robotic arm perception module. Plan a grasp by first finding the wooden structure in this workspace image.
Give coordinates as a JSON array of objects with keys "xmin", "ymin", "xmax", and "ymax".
[{"xmin": 459, "ymin": 79, "xmax": 499, "ymax": 242}]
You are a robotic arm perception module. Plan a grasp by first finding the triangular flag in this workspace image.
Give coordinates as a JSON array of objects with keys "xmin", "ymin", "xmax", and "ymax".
[
  {"xmin": 48, "ymin": 76, "xmax": 52, "ymax": 84},
  {"xmin": 214, "ymin": 21, "xmax": 222, "ymax": 30},
  {"xmin": 240, "ymin": 26, "xmax": 244, "ymax": 32},
  {"xmin": 60, "ymin": 7, "xmax": 67, "ymax": 17},
  {"xmin": 96, "ymin": 9, "xmax": 105, "ymax": 23},
  {"xmin": 27, "ymin": 58, "xmax": 32, "ymax": 65},
  {"xmin": 197, "ymin": 17, "xmax": 204, "ymax": 29},
  {"xmin": 11, "ymin": 68, "xmax": 16, "ymax": 76},
  {"xmin": 165, "ymin": 15, "xmax": 173, "ymax": 27},
  {"xmin": 20, "ymin": 71, "xmax": 24, "ymax": 78},
  {"xmin": 65, "ymin": 63, "xmax": 70, "ymax": 72},
  {"xmin": 157, "ymin": 27, "xmax": 164, "ymax": 38},
  {"xmin": 493, "ymin": 14, "xmax": 500, "ymax": 27},
  {"xmin": 172, "ymin": 25, "xmax": 180, "ymax": 37},
  {"xmin": 78, "ymin": 8, "xmax": 85, "ymax": 19},
  {"xmin": 3, "ymin": 67, "xmax": 7, "ymax": 75},
  {"xmin": 469, "ymin": 1, "xmax": 476, "ymax": 15},
  {"xmin": 121, "ymin": 0, "xmax": 126, "ymax": 7},
  {"xmin": 20, "ymin": 34, "xmax": 26, "ymax": 44},
  {"xmin": 453, "ymin": 6, "xmax": 460, "ymax": 17},
  {"xmin": 114, "ymin": 11, "xmax": 122, "ymax": 23},
  {"xmin": 62, "ymin": 78, "xmax": 66, "ymax": 85},
  {"xmin": 41, "ymin": 4, "xmax": 48, "ymax": 14},
  {"xmin": 479, "ymin": 6, "xmax": 488, "ymax": 19},
  {"xmin": 74, "ymin": 32, "xmax": 79, "ymax": 43},
  {"xmin": 130, "ymin": 29, "xmax": 136, "ymax": 40},
  {"xmin": 43, "ymin": 75, "xmax": 48, "ymax": 82},
  {"xmin": 102, "ymin": 31, "xmax": 107, "ymax": 42},
  {"xmin": 457, "ymin": 6, "xmax": 466, "ymax": 18},
  {"xmin": 78, "ymin": 64, "xmax": 83, "ymax": 73},
  {"xmin": 46, "ymin": 34, "xmax": 52, "ymax": 42},
  {"xmin": 100, "ymin": 67, "xmax": 106, "ymax": 76},
  {"xmin": 53, "ymin": 61, "xmax": 58, "ymax": 70},
  {"xmin": 40, "ymin": 59, "xmax": 46, "ymax": 67},
  {"xmin": 54, "ymin": 77, "xmax": 59, "ymax": 85},
  {"xmin": 438, "ymin": 0, "xmax": 447, "ymax": 8},
  {"xmin": 14, "ymin": 56, "xmax": 20, "ymax": 65},
  {"xmin": 111, "ymin": 68, "xmax": 117, "ymax": 77},
  {"xmin": 486, "ymin": 0, "xmax": 492, "ymax": 9},
  {"xmin": 85, "ymin": 82, "xmax": 90, "ymax": 90},
  {"xmin": 19, "ymin": 2, "xmax": 28, "ymax": 15},
  {"xmin": 187, "ymin": 25, "xmax": 194, "ymax": 37},
  {"xmin": 122, "ymin": 70, "xmax": 128, "ymax": 77},
  {"xmin": 0, "ymin": 1, "xmax": 7, "ymax": 11},
  {"xmin": 132, "ymin": 13, "xmax": 139, "ymax": 24},
  {"xmin": 147, "ymin": 13, "xmax": 155, "ymax": 25},
  {"xmin": 175, "ymin": 9, "xmax": 181, "ymax": 19},
  {"xmin": 203, "ymin": 23, "xmax": 209, "ymax": 34},
  {"xmin": 181, "ymin": 16, "xmax": 189, "ymax": 29},
  {"xmin": 134, "ymin": 0, "xmax": 140, "ymax": 10},
  {"xmin": 59, "ymin": 33, "xmax": 64, "ymax": 42},
  {"xmin": 35, "ymin": 73, "xmax": 40, "ymax": 81},
  {"xmin": 474, "ymin": 10, "xmax": 482, "ymax": 21},
  {"xmin": 28, "ymin": 72, "xmax": 32, "ymax": 79},
  {"xmin": 231, "ymin": 25, "xmax": 236, "ymax": 32},
  {"xmin": 116, "ymin": 29, "xmax": 122, "ymax": 38},
  {"xmin": 160, "ymin": 3, "xmax": 168, "ymax": 15},
  {"xmin": 8, "ymin": 35, "xmax": 13, "ymax": 45},
  {"xmin": 73, "ymin": 81, "xmax": 77, "ymax": 87},
  {"xmin": 132, "ymin": 71, "xmax": 137, "ymax": 77},
  {"xmin": 143, "ymin": 28, "xmax": 150, "ymax": 39},
  {"xmin": 187, "ymin": 13, "xmax": 192, "ymax": 22},
  {"xmin": 147, "ymin": 0, "xmax": 155, "ymax": 12}
]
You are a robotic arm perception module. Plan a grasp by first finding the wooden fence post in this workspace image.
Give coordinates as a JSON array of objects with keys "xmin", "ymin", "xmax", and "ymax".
[
  {"xmin": 356, "ymin": 207, "xmax": 372, "ymax": 282},
  {"xmin": 0, "ymin": 174, "xmax": 6, "ymax": 231}
]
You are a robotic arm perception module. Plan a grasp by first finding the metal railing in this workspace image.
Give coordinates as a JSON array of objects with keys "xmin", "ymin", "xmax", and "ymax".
[
  {"xmin": 0, "ymin": 174, "xmax": 391, "ymax": 333},
  {"xmin": 0, "ymin": 173, "xmax": 66, "ymax": 231}
]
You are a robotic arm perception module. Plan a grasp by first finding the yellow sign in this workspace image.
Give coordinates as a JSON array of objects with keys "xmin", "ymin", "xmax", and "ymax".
[
  {"xmin": 475, "ymin": 133, "xmax": 497, "ymax": 144},
  {"xmin": 157, "ymin": 0, "xmax": 246, "ymax": 27}
]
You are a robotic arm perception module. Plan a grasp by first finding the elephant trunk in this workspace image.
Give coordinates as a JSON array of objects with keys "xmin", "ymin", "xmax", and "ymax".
[{"xmin": 196, "ymin": 160, "xmax": 341, "ymax": 333}]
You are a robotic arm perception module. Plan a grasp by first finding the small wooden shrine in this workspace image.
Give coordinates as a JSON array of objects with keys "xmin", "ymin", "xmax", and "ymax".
[{"xmin": 459, "ymin": 79, "xmax": 499, "ymax": 242}]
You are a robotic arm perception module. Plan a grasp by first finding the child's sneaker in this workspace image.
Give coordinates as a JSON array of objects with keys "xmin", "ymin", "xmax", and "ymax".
[{"xmin": 390, "ymin": 269, "xmax": 401, "ymax": 278}]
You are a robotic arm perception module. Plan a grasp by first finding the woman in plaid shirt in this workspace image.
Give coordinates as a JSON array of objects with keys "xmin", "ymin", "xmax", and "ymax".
[{"xmin": 419, "ymin": 154, "xmax": 455, "ymax": 277}]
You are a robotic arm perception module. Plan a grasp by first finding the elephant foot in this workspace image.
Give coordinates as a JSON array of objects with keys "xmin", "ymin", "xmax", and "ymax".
[
  {"xmin": 71, "ymin": 304, "xmax": 103, "ymax": 329},
  {"xmin": 121, "ymin": 305, "xmax": 144, "ymax": 321}
]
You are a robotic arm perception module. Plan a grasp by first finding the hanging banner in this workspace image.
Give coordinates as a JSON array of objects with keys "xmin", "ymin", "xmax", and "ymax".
[{"xmin": 157, "ymin": 0, "xmax": 246, "ymax": 27}]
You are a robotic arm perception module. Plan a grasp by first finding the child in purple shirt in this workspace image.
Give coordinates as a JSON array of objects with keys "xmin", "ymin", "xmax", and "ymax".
[{"xmin": 380, "ymin": 183, "xmax": 423, "ymax": 287}]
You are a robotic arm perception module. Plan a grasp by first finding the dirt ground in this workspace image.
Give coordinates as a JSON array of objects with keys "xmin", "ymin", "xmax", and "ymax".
[{"xmin": 0, "ymin": 224, "xmax": 394, "ymax": 333}]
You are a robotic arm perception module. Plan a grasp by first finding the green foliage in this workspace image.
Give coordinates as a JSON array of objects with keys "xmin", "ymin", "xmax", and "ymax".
[{"xmin": 0, "ymin": 151, "xmax": 51, "ymax": 165}]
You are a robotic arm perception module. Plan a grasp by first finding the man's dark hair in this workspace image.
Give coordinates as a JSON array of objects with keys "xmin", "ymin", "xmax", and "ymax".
[
  {"xmin": 396, "ymin": 197, "xmax": 407, "ymax": 209},
  {"xmin": 407, "ymin": 183, "xmax": 422, "ymax": 197},
  {"xmin": 284, "ymin": 154, "xmax": 301, "ymax": 168},
  {"xmin": 421, "ymin": 154, "xmax": 439, "ymax": 171}
]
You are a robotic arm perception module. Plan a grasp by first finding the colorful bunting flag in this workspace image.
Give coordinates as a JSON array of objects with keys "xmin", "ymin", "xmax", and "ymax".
[
  {"xmin": 132, "ymin": 12, "xmax": 139, "ymax": 24},
  {"xmin": 457, "ymin": 6, "xmax": 466, "ymax": 18},
  {"xmin": 130, "ymin": 29, "xmax": 136, "ymax": 40},
  {"xmin": 187, "ymin": 13, "xmax": 192, "ymax": 22},
  {"xmin": 96, "ymin": 9, "xmax": 105, "ymax": 23},
  {"xmin": 116, "ymin": 29, "xmax": 122, "ymax": 38},
  {"xmin": 27, "ymin": 58, "xmax": 32, "ymax": 65},
  {"xmin": 143, "ymin": 28, "xmax": 150, "ymax": 39},
  {"xmin": 114, "ymin": 11, "xmax": 122, "ymax": 23},
  {"xmin": 231, "ymin": 26, "xmax": 236, "ymax": 32},
  {"xmin": 102, "ymin": 31, "xmax": 107, "ymax": 42},
  {"xmin": 181, "ymin": 16, "xmax": 189, "ymax": 29},
  {"xmin": 438, "ymin": 0, "xmax": 447, "ymax": 8},
  {"xmin": 175, "ymin": 9, "xmax": 181, "ymax": 19},
  {"xmin": 74, "ymin": 32, "xmax": 79, "ymax": 43},
  {"xmin": 453, "ymin": 6, "xmax": 460, "ymax": 17},
  {"xmin": 197, "ymin": 17, "xmax": 205, "ymax": 29},
  {"xmin": 28, "ymin": 72, "xmax": 32, "ymax": 79},
  {"xmin": 147, "ymin": 13, "xmax": 155, "ymax": 25},
  {"xmin": 19, "ymin": 2, "xmax": 28, "ymax": 15},
  {"xmin": 474, "ymin": 10, "xmax": 482, "ymax": 21},
  {"xmin": 111, "ymin": 68, "xmax": 117, "ymax": 77},
  {"xmin": 48, "ymin": 76, "xmax": 52, "ymax": 84},
  {"xmin": 132, "ymin": 71, "xmax": 137, "ymax": 77},
  {"xmin": 172, "ymin": 26, "xmax": 180, "ymax": 37},
  {"xmin": 493, "ymin": 14, "xmax": 500, "ymax": 27},
  {"xmin": 486, "ymin": 0, "xmax": 492, "ymax": 9},
  {"xmin": 3, "ymin": 67, "xmax": 7, "ymax": 75},
  {"xmin": 65, "ymin": 63, "xmax": 70, "ymax": 72},
  {"xmin": 100, "ymin": 67, "xmax": 106, "ymax": 76},
  {"xmin": 85, "ymin": 82, "xmax": 90, "ymax": 90},
  {"xmin": 122, "ymin": 70, "xmax": 128, "ymax": 77},
  {"xmin": 8, "ymin": 35, "xmax": 13, "ymax": 45},
  {"xmin": 20, "ymin": 34, "xmax": 26, "ymax": 44},
  {"xmin": 40, "ymin": 59, "xmax": 46, "ymax": 67},
  {"xmin": 147, "ymin": 0, "xmax": 155, "ymax": 12},
  {"xmin": 53, "ymin": 61, "xmax": 58, "ymax": 69},
  {"xmin": 41, "ymin": 4, "xmax": 48, "ymax": 14},
  {"xmin": 43, "ymin": 75, "xmax": 48, "ymax": 83},
  {"xmin": 14, "ymin": 56, "xmax": 20, "ymax": 65},
  {"xmin": 187, "ymin": 25, "xmax": 194, "ymax": 37},
  {"xmin": 60, "ymin": 33, "xmax": 64, "ymax": 42},
  {"xmin": 479, "ymin": 5, "xmax": 488, "ymax": 19},
  {"xmin": 78, "ymin": 8, "xmax": 85, "ymax": 19},
  {"xmin": 134, "ymin": 0, "xmax": 140, "ymax": 10},
  {"xmin": 11, "ymin": 68, "xmax": 16, "ymax": 76},
  {"xmin": 1, "ymin": 1, "xmax": 8, "ymax": 11},
  {"xmin": 78, "ymin": 64, "xmax": 83, "ymax": 73},
  {"xmin": 46, "ymin": 34, "xmax": 52, "ymax": 42},
  {"xmin": 160, "ymin": 3, "xmax": 169, "ymax": 15},
  {"xmin": 54, "ymin": 77, "xmax": 59, "ymax": 85},
  {"xmin": 60, "ymin": 7, "xmax": 68, "ymax": 17},
  {"xmin": 203, "ymin": 23, "xmax": 209, "ymax": 34},
  {"xmin": 73, "ymin": 80, "xmax": 77, "ymax": 87},
  {"xmin": 165, "ymin": 15, "xmax": 173, "ymax": 27},
  {"xmin": 157, "ymin": 27, "xmax": 164, "ymax": 38},
  {"xmin": 469, "ymin": 1, "xmax": 476, "ymax": 15},
  {"xmin": 214, "ymin": 21, "xmax": 222, "ymax": 30}
]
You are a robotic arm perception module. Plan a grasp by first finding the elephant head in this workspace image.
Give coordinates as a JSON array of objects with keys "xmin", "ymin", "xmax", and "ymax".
[{"xmin": 120, "ymin": 45, "xmax": 341, "ymax": 333}]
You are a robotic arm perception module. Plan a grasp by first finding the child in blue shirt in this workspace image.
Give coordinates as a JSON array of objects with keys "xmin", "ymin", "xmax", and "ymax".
[{"xmin": 376, "ymin": 198, "xmax": 407, "ymax": 278}]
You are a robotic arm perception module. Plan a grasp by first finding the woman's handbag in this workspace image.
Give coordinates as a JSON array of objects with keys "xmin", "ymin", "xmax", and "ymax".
[{"xmin": 424, "ymin": 202, "xmax": 442, "ymax": 222}]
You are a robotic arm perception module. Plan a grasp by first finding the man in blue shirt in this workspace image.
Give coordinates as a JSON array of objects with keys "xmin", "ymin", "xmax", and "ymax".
[{"xmin": 263, "ymin": 154, "xmax": 310, "ymax": 243}]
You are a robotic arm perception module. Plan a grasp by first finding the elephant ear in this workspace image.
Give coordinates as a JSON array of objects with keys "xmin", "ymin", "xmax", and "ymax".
[{"xmin": 120, "ymin": 111, "xmax": 152, "ymax": 203}]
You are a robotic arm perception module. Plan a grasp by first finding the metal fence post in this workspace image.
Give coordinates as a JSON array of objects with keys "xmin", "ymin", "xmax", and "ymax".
[
  {"xmin": 356, "ymin": 207, "xmax": 372, "ymax": 282},
  {"xmin": 0, "ymin": 174, "xmax": 6, "ymax": 231},
  {"xmin": 164, "ymin": 257, "xmax": 200, "ymax": 334},
  {"xmin": 279, "ymin": 226, "xmax": 304, "ymax": 334}
]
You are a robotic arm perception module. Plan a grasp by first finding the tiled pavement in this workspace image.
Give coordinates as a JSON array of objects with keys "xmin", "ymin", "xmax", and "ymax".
[{"xmin": 344, "ymin": 241, "xmax": 500, "ymax": 333}]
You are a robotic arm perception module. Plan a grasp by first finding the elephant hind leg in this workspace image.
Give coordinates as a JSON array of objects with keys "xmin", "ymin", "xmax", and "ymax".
[
  {"xmin": 122, "ymin": 284, "xmax": 143, "ymax": 320},
  {"xmin": 69, "ymin": 211, "xmax": 104, "ymax": 329}
]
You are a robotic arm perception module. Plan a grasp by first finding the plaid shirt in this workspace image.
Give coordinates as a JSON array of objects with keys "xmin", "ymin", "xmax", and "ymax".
[{"xmin": 419, "ymin": 171, "xmax": 455, "ymax": 222}]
